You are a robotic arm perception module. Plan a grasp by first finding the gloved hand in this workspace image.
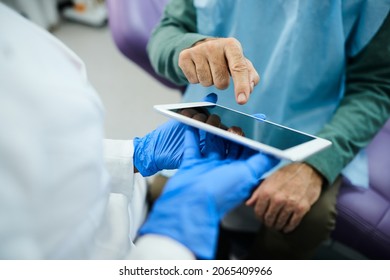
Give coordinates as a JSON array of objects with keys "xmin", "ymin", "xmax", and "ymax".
[
  {"xmin": 133, "ymin": 93, "xmax": 218, "ymax": 176},
  {"xmin": 139, "ymin": 127, "xmax": 278, "ymax": 259}
]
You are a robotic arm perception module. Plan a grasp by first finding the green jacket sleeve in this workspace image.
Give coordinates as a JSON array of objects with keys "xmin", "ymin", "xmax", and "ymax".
[
  {"xmin": 147, "ymin": 0, "xmax": 208, "ymax": 85},
  {"xmin": 305, "ymin": 14, "xmax": 390, "ymax": 185}
]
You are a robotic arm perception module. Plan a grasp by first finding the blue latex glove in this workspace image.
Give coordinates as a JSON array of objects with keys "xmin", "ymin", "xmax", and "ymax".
[
  {"xmin": 139, "ymin": 127, "xmax": 278, "ymax": 259},
  {"xmin": 133, "ymin": 93, "xmax": 218, "ymax": 176}
]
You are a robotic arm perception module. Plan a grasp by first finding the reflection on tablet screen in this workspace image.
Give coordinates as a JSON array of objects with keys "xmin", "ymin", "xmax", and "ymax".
[{"xmin": 172, "ymin": 105, "xmax": 315, "ymax": 150}]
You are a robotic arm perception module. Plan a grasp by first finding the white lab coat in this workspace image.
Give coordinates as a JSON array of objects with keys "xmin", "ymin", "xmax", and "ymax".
[{"xmin": 0, "ymin": 4, "xmax": 193, "ymax": 260}]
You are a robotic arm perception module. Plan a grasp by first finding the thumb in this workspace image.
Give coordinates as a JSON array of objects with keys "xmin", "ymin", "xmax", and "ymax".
[
  {"xmin": 182, "ymin": 126, "xmax": 201, "ymax": 164},
  {"xmin": 246, "ymin": 153, "xmax": 279, "ymax": 179}
]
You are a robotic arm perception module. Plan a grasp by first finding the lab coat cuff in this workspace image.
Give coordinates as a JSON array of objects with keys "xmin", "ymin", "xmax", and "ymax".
[
  {"xmin": 103, "ymin": 139, "xmax": 135, "ymax": 193},
  {"xmin": 129, "ymin": 234, "xmax": 195, "ymax": 260}
]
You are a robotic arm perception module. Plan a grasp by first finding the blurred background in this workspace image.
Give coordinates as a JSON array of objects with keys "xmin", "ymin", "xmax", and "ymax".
[{"xmin": 1, "ymin": 0, "xmax": 181, "ymax": 140}]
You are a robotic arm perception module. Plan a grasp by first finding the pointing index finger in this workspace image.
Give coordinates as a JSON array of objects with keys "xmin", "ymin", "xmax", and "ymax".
[{"xmin": 224, "ymin": 39, "xmax": 251, "ymax": 104}]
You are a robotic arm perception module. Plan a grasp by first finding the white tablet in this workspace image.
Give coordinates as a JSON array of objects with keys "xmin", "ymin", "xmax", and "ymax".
[{"xmin": 154, "ymin": 102, "xmax": 332, "ymax": 162}]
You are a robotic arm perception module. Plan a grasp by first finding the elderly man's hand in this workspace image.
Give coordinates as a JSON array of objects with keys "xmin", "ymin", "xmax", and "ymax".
[
  {"xmin": 246, "ymin": 163, "xmax": 323, "ymax": 233},
  {"xmin": 179, "ymin": 38, "xmax": 260, "ymax": 105}
]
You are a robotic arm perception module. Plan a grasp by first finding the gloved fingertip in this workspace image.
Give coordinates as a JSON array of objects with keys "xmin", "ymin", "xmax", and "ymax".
[
  {"xmin": 203, "ymin": 93, "xmax": 218, "ymax": 104},
  {"xmin": 183, "ymin": 127, "xmax": 201, "ymax": 161},
  {"xmin": 253, "ymin": 113, "xmax": 266, "ymax": 121},
  {"xmin": 247, "ymin": 153, "xmax": 279, "ymax": 178}
]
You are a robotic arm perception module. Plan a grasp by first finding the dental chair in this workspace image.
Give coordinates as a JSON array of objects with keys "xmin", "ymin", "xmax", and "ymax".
[
  {"xmin": 106, "ymin": 0, "xmax": 390, "ymax": 259},
  {"xmin": 330, "ymin": 119, "xmax": 390, "ymax": 259},
  {"xmin": 106, "ymin": 0, "xmax": 181, "ymax": 91}
]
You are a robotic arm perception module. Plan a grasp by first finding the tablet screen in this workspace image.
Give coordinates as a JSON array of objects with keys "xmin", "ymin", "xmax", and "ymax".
[{"xmin": 171, "ymin": 105, "xmax": 315, "ymax": 150}]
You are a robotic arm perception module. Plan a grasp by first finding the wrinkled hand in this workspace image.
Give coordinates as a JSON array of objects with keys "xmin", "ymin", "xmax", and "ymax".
[
  {"xmin": 246, "ymin": 163, "xmax": 323, "ymax": 233},
  {"xmin": 139, "ymin": 128, "xmax": 278, "ymax": 259},
  {"xmin": 133, "ymin": 93, "xmax": 217, "ymax": 176},
  {"xmin": 179, "ymin": 38, "xmax": 260, "ymax": 105}
]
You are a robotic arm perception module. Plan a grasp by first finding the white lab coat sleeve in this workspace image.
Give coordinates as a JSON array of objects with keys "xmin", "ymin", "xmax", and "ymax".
[
  {"xmin": 129, "ymin": 235, "xmax": 195, "ymax": 260},
  {"xmin": 0, "ymin": 3, "xmax": 193, "ymax": 259},
  {"xmin": 103, "ymin": 140, "xmax": 195, "ymax": 260},
  {"xmin": 102, "ymin": 139, "xmax": 149, "ymax": 242},
  {"xmin": 95, "ymin": 139, "xmax": 148, "ymax": 259},
  {"xmin": 0, "ymin": 3, "xmax": 110, "ymax": 259}
]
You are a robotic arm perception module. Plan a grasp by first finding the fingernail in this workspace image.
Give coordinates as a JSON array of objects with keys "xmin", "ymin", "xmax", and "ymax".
[
  {"xmin": 250, "ymin": 81, "xmax": 255, "ymax": 92},
  {"xmin": 238, "ymin": 93, "xmax": 247, "ymax": 103}
]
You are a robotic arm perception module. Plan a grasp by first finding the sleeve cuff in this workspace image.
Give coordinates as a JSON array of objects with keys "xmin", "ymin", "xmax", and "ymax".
[
  {"xmin": 103, "ymin": 139, "xmax": 135, "ymax": 195},
  {"xmin": 304, "ymin": 145, "xmax": 344, "ymax": 186},
  {"xmin": 129, "ymin": 234, "xmax": 195, "ymax": 260}
]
